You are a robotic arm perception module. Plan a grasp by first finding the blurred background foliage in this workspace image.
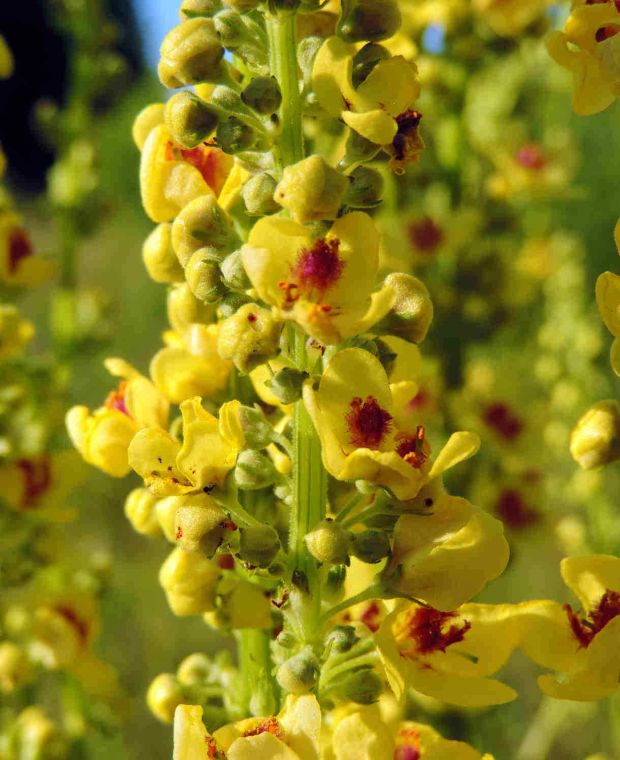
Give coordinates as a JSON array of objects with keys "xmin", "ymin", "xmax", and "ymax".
[{"xmin": 0, "ymin": 0, "xmax": 619, "ymax": 758}]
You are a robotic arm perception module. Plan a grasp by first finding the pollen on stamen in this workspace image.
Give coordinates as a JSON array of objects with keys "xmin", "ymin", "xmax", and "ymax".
[
  {"xmin": 8, "ymin": 228, "xmax": 34, "ymax": 273},
  {"xmin": 566, "ymin": 587, "xmax": 620, "ymax": 648},
  {"xmin": 292, "ymin": 237, "xmax": 345, "ymax": 297},
  {"xmin": 105, "ymin": 381, "xmax": 131, "ymax": 417},
  {"xmin": 394, "ymin": 729, "xmax": 421, "ymax": 760},
  {"xmin": 395, "ymin": 606, "xmax": 471, "ymax": 657},
  {"xmin": 242, "ymin": 716, "xmax": 283, "ymax": 739},
  {"xmin": 346, "ymin": 395, "xmax": 393, "ymax": 449},
  {"xmin": 396, "ymin": 426, "xmax": 429, "ymax": 469}
]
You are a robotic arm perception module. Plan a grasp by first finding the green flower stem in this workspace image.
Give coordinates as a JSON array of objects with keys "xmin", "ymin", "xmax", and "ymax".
[{"xmin": 237, "ymin": 628, "xmax": 278, "ymax": 716}]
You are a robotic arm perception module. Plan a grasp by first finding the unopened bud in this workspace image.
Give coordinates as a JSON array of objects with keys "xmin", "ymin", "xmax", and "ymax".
[
  {"xmin": 217, "ymin": 303, "xmax": 282, "ymax": 373},
  {"xmin": 218, "ymin": 292, "xmax": 253, "ymax": 318},
  {"xmin": 276, "ymin": 646, "xmax": 319, "ymax": 694},
  {"xmin": 237, "ymin": 405, "xmax": 273, "ymax": 449},
  {"xmin": 226, "ymin": 0, "xmax": 260, "ymax": 9},
  {"xmin": 147, "ymin": 673, "xmax": 182, "ymax": 723},
  {"xmin": 305, "ymin": 519, "xmax": 350, "ymax": 564},
  {"xmin": 351, "ymin": 42, "xmax": 391, "ymax": 88},
  {"xmin": 221, "ymin": 249, "xmax": 251, "ymax": 291},
  {"xmin": 217, "ymin": 116, "xmax": 257, "ymax": 154},
  {"xmin": 180, "ymin": 0, "xmax": 222, "ymax": 18},
  {"xmin": 349, "ymin": 529, "xmax": 390, "ymax": 563},
  {"xmin": 324, "ymin": 625, "xmax": 359, "ymax": 653},
  {"xmin": 376, "ymin": 273, "xmax": 433, "ymax": 344},
  {"xmin": 176, "ymin": 653, "xmax": 211, "ymax": 685},
  {"xmin": 234, "ymin": 449, "xmax": 278, "ymax": 490},
  {"xmin": 165, "ymin": 91, "xmax": 219, "ymax": 149},
  {"xmin": 340, "ymin": 668, "xmax": 382, "ymax": 704},
  {"xmin": 238, "ymin": 524, "xmax": 280, "ymax": 567},
  {"xmin": 570, "ymin": 400, "xmax": 620, "ymax": 470},
  {"xmin": 242, "ymin": 172, "xmax": 280, "ymax": 216},
  {"xmin": 325, "ymin": 563, "xmax": 347, "ymax": 595},
  {"xmin": 167, "ymin": 283, "xmax": 215, "ymax": 333},
  {"xmin": 125, "ymin": 488, "xmax": 163, "ymax": 537},
  {"xmin": 337, "ymin": 0, "xmax": 402, "ymax": 43},
  {"xmin": 159, "ymin": 547, "xmax": 221, "ymax": 616},
  {"xmin": 341, "ymin": 129, "xmax": 381, "ymax": 166},
  {"xmin": 172, "ymin": 194, "xmax": 239, "ymax": 266},
  {"xmin": 175, "ymin": 496, "xmax": 231, "ymax": 556},
  {"xmin": 185, "ymin": 248, "xmax": 227, "ymax": 303},
  {"xmin": 374, "ymin": 338, "xmax": 397, "ymax": 376},
  {"xmin": 274, "ymin": 155, "xmax": 348, "ymax": 223},
  {"xmin": 159, "ymin": 19, "xmax": 225, "ymax": 88},
  {"xmin": 143, "ymin": 223, "xmax": 185, "ymax": 284},
  {"xmin": 241, "ymin": 76, "xmax": 282, "ymax": 115},
  {"xmin": 345, "ymin": 166, "xmax": 384, "ymax": 208},
  {"xmin": 0, "ymin": 642, "xmax": 32, "ymax": 694},
  {"xmin": 265, "ymin": 367, "xmax": 307, "ymax": 404}
]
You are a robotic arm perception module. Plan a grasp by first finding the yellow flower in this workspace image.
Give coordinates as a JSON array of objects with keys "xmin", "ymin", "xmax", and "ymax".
[
  {"xmin": 0, "ymin": 450, "xmax": 84, "ymax": 520},
  {"xmin": 303, "ymin": 348, "xmax": 480, "ymax": 500},
  {"xmin": 382, "ymin": 484, "xmax": 510, "ymax": 610},
  {"xmin": 241, "ymin": 214, "xmax": 393, "ymax": 345},
  {"xmin": 0, "ymin": 212, "xmax": 55, "ymax": 286},
  {"xmin": 520, "ymin": 555, "xmax": 620, "ymax": 701},
  {"xmin": 313, "ymin": 37, "xmax": 423, "ymax": 172},
  {"xmin": 151, "ymin": 323, "xmax": 231, "ymax": 404},
  {"xmin": 136, "ymin": 104, "xmax": 245, "ymax": 222},
  {"xmin": 128, "ymin": 396, "xmax": 243, "ymax": 497},
  {"xmin": 328, "ymin": 708, "xmax": 494, "ymax": 760},
  {"xmin": 66, "ymin": 358, "xmax": 169, "ymax": 477},
  {"xmin": 472, "ymin": 0, "xmax": 551, "ymax": 38},
  {"xmin": 0, "ymin": 35, "xmax": 14, "ymax": 79},
  {"xmin": 0, "ymin": 304, "xmax": 34, "ymax": 360},
  {"xmin": 376, "ymin": 601, "xmax": 519, "ymax": 707},
  {"xmin": 596, "ymin": 270, "xmax": 620, "ymax": 376},
  {"xmin": 547, "ymin": 1, "xmax": 620, "ymax": 115},
  {"xmin": 160, "ymin": 546, "xmax": 221, "ymax": 616}
]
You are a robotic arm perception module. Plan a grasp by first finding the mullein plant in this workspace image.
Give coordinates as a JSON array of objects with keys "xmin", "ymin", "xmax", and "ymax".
[
  {"xmin": 0, "ymin": 34, "xmax": 123, "ymax": 760},
  {"xmin": 64, "ymin": 0, "xmax": 620, "ymax": 758}
]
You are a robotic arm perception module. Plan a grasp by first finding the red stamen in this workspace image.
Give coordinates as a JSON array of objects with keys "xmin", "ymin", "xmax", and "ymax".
[
  {"xmin": 394, "ymin": 729, "xmax": 421, "ymax": 760},
  {"xmin": 16, "ymin": 456, "xmax": 52, "ymax": 509},
  {"xmin": 243, "ymin": 717, "xmax": 283, "ymax": 739},
  {"xmin": 482, "ymin": 402, "xmax": 523, "ymax": 441},
  {"xmin": 396, "ymin": 426, "xmax": 428, "ymax": 469},
  {"xmin": 54, "ymin": 605, "xmax": 89, "ymax": 646},
  {"xmin": 8, "ymin": 228, "xmax": 33, "ymax": 273},
  {"xmin": 397, "ymin": 607, "xmax": 471, "ymax": 656},
  {"xmin": 360, "ymin": 601, "xmax": 382, "ymax": 633},
  {"xmin": 565, "ymin": 588, "xmax": 620, "ymax": 648},
  {"xmin": 105, "ymin": 381, "xmax": 131, "ymax": 417},
  {"xmin": 516, "ymin": 143, "xmax": 547, "ymax": 171},
  {"xmin": 165, "ymin": 140, "xmax": 230, "ymax": 196},
  {"xmin": 496, "ymin": 489, "xmax": 539, "ymax": 529},
  {"xmin": 596, "ymin": 24, "xmax": 620, "ymax": 41},
  {"xmin": 346, "ymin": 396, "xmax": 393, "ymax": 449},
  {"xmin": 408, "ymin": 217, "xmax": 444, "ymax": 254},
  {"xmin": 292, "ymin": 238, "xmax": 344, "ymax": 297}
]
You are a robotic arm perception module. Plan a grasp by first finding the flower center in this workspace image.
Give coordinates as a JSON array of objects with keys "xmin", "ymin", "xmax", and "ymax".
[
  {"xmin": 396, "ymin": 426, "xmax": 429, "ymax": 469},
  {"xmin": 54, "ymin": 605, "xmax": 90, "ymax": 646},
  {"xmin": 292, "ymin": 237, "xmax": 344, "ymax": 296},
  {"xmin": 16, "ymin": 456, "xmax": 52, "ymax": 509},
  {"xmin": 394, "ymin": 606, "xmax": 471, "ymax": 657},
  {"xmin": 394, "ymin": 729, "xmax": 421, "ymax": 760},
  {"xmin": 8, "ymin": 228, "xmax": 33, "ymax": 273},
  {"xmin": 243, "ymin": 716, "xmax": 283, "ymax": 739},
  {"xmin": 408, "ymin": 217, "xmax": 443, "ymax": 254},
  {"xmin": 516, "ymin": 143, "xmax": 547, "ymax": 171},
  {"xmin": 391, "ymin": 110, "xmax": 424, "ymax": 174},
  {"xmin": 165, "ymin": 140, "xmax": 230, "ymax": 196},
  {"xmin": 565, "ymin": 588, "xmax": 620, "ymax": 648},
  {"xmin": 360, "ymin": 601, "xmax": 383, "ymax": 633},
  {"xmin": 496, "ymin": 488, "xmax": 539, "ymax": 529},
  {"xmin": 105, "ymin": 381, "xmax": 131, "ymax": 417},
  {"xmin": 482, "ymin": 402, "xmax": 523, "ymax": 441},
  {"xmin": 346, "ymin": 395, "xmax": 393, "ymax": 448},
  {"xmin": 596, "ymin": 23, "xmax": 620, "ymax": 41}
]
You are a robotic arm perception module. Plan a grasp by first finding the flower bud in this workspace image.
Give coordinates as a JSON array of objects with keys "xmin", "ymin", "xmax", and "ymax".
[
  {"xmin": 159, "ymin": 19, "xmax": 225, "ymax": 88},
  {"xmin": 147, "ymin": 673, "xmax": 183, "ymax": 723},
  {"xmin": 305, "ymin": 519, "xmax": 350, "ymax": 564},
  {"xmin": 167, "ymin": 283, "xmax": 215, "ymax": 333},
  {"xmin": 325, "ymin": 563, "xmax": 347, "ymax": 595},
  {"xmin": 143, "ymin": 223, "xmax": 185, "ymax": 284},
  {"xmin": 341, "ymin": 129, "xmax": 381, "ymax": 166},
  {"xmin": 164, "ymin": 91, "xmax": 219, "ymax": 149},
  {"xmin": 175, "ymin": 496, "xmax": 231, "ymax": 556},
  {"xmin": 344, "ymin": 166, "xmax": 384, "ymax": 208},
  {"xmin": 242, "ymin": 172, "xmax": 280, "ymax": 216},
  {"xmin": 15, "ymin": 708, "xmax": 66, "ymax": 759},
  {"xmin": 238, "ymin": 405, "xmax": 273, "ymax": 449},
  {"xmin": 217, "ymin": 116, "xmax": 257, "ymax": 154},
  {"xmin": 274, "ymin": 155, "xmax": 348, "ymax": 223},
  {"xmin": 217, "ymin": 303, "xmax": 282, "ymax": 373},
  {"xmin": 265, "ymin": 367, "xmax": 308, "ymax": 404},
  {"xmin": 124, "ymin": 488, "xmax": 163, "ymax": 537},
  {"xmin": 570, "ymin": 400, "xmax": 620, "ymax": 470},
  {"xmin": 176, "ymin": 653, "xmax": 212, "ymax": 686},
  {"xmin": 172, "ymin": 195, "xmax": 239, "ymax": 266},
  {"xmin": 349, "ymin": 529, "xmax": 390, "ymax": 563},
  {"xmin": 238, "ymin": 524, "xmax": 281, "ymax": 567},
  {"xmin": 324, "ymin": 625, "xmax": 359, "ymax": 653},
  {"xmin": 159, "ymin": 547, "xmax": 221, "ymax": 616},
  {"xmin": 375, "ymin": 273, "xmax": 433, "ymax": 344},
  {"xmin": 340, "ymin": 668, "xmax": 382, "ymax": 704},
  {"xmin": 351, "ymin": 42, "xmax": 391, "ymax": 88},
  {"xmin": 226, "ymin": 0, "xmax": 260, "ymax": 9},
  {"xmin": 241, "ymin": 76, "xmax": 282, "ymax": 115},
  {"xmin": 0, "ymin": 642, "xmax": 32, "ymax": 694},
  {"xmin": 221, "ymin": 249, "xmax": 251, "ymax": 291},
  {"xmin": 185, "ymin": 248, "xmax": 227, "ymax": 303},
  {"xmin": 218, "ymin": 292, "xmax": 253, "ymax": 318},
  {"xmin": 234, "ymin": 449, "xmax": 278, "ymax": 490},
  {"xmin": 337, "ymin": 0, "xmax": 402, "ymax": 43},
  {"xmin": 180, "ymin": 0, "xmax": 222, "ymax": 18},
  {"xmin": 276, "ymin": 646, "xmax": 319, "ymax": 694}
]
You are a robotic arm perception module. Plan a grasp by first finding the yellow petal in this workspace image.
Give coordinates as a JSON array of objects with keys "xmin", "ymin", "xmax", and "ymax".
[
  {"xmin": 561, "ymin": 554, "xmax": 620, "ymax": 613},
  {"xmin": 227, "ymin": 733, "xmax": 298, "ymax": 760},
  {"xmin": 342, "ymin": 109, "xmax": 397, "ymax": 146},
  {"xmin": 128, "ymin": 428, "xmax": 189, "ymax": 495},
  {"xmin": 355, "ymin": 57, "xmax": 420, "ymax": 117},
  {"xmin": 278, "ymin": 695, "xmax": 321, "ymax": 760},
  {"xmin": 596, "ymin": 271, "xmax": 620, "ymax": 337},
  {"xmin": 312, "ymin": 37, "xmax": 358, "ymax": 118},
  {"xmin": 174, "ymin": 705, "xmax": 213, "ymax": 760},
  {"xmin": 428, "ymin": 431, "xmax": 481, "ymax": 480},
  {"xmin": 331, "ymin": 710, "xmax": 394, "ymax": 760}
]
